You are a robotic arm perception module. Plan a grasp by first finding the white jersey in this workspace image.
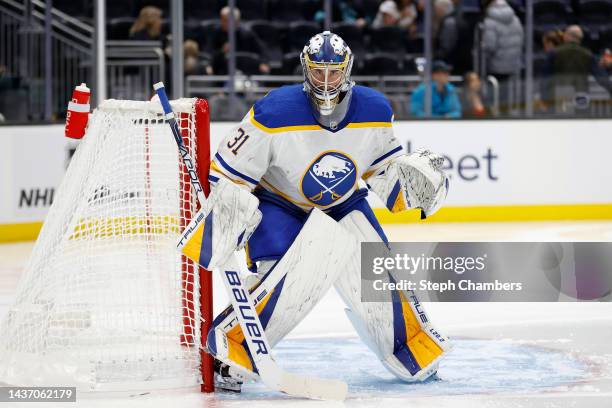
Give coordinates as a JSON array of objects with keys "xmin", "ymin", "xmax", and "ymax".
[{"xmin": 210, "ymin": 84, "xmax": 404, "ymax": 211}]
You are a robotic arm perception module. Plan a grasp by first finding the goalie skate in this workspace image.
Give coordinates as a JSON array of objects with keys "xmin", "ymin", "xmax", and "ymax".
[{"xmin": 214, "ymin": 360, "xmax": 244, "ymax": 393}]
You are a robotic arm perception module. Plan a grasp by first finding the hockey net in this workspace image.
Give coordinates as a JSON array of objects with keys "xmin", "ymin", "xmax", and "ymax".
[{"xmin": 0, "ymin": 98, "xmax": 214, "ymax": 392}]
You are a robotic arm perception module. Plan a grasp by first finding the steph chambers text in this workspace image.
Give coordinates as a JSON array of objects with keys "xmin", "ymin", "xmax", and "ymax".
[{"xmin": 372, "ymin": 279, "xmax": 523, "ymax": 292}]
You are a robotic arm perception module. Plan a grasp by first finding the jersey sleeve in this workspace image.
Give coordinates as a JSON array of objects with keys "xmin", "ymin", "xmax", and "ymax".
[
  {"xmin": 362, "ymin": 126, "xmax": 405, "ymax": 182},
  {"xmin": 210, "ymin": 109, "xmax": 272, "ymax": 191}
]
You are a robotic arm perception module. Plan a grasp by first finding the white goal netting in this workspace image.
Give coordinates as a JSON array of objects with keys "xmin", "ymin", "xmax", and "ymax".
[{"xmin": 0, "ymin": 98, "xmax": 211, "ymax": 392}]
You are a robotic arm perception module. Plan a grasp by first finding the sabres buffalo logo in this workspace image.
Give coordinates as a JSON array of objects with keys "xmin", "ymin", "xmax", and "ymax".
[{"xmin": 301, "ymin": 151, "xmax": 357, "ymax": 206}]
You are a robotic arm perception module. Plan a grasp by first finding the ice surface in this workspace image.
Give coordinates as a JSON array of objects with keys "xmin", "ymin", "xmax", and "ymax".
[
  {"xmin": 1, "ymin": 221, "xmax": 612, "ymax": 407},
  {"xmin": 239, "ymin": 337, "xmax": 589, "ymax": 398}
]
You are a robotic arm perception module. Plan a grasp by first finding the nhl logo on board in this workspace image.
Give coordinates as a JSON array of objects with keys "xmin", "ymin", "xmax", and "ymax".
[{"xmin": 301, "ymin": 151, "xmax": 357, "ymax": 206}]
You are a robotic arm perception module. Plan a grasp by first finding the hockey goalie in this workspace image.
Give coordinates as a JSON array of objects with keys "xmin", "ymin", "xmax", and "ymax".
[{"xmin": 181, "ymin": 31, "xmax": 451, "ymax": 392}]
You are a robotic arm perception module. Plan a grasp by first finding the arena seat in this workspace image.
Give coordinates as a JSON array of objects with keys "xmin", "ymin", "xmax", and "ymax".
[
  {"xmin": 234, "ymin": 51, "xmax": 264, "ymax": 75},
  {"xmin": 286, "ymin": 21, "xmax": 321, "ymax": 52},
  {"xmin": 281, "ymin": 51, "xmax": 303, "ymax": 75},
  {"xmin": 267, "ymin": 0, "xmax": 310, "ymax": 21},
  {"xmin": 106, "ymin": 0, "xmax": 135, "ymax": 18},
  {"xmin": 599, "ymin": 25, "xmax": 612, "ymax": 51},
  {"xmin": 245, "ymin": 20, "xmax": 285, "ymax": 67},
  {"xmin": 369, "ymin": 26, "xmax": 406, "ymax": 54},
  {"xmin": 108, "ymin": 17, "xmax": 135, "ymax": 40},
  {"xmin": 534, "ymin": 0, "xmax": 573, "ymax": 26},
  {"xmin": 363, "ymin": 53, "xmax": 403, "ymax": 76},
  {"xmin": 185, "ymin": 0, "xmax": 222, "ymax": 20},
  {"xmin": 198, "ymin": 20, "xmax": 222, "ymax": 54},
  {"xmin": 236, "ymin": 0, "xmax": 267, "ymax": 20},
  {"xmin": 332, "ymin": 22, "xmax": 366, "ymax": 59},
  {"xmin": 578, "ymin": 0, "xmax": 612, "ymax": 27}
]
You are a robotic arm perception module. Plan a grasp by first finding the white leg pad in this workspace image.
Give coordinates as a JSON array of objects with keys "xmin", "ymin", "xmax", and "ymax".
[
  {"xmin": 335, "ymin": 210, "xmax": 451, "ymax": 382},
  {"xmin": 212, "ymin": 208, "xmax": 359, "ymax": 373}
]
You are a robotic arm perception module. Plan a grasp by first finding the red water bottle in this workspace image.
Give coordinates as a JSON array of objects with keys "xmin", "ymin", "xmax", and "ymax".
[{"xmin": 65, "ymin": 83, "xmax": 91, "ymax": 139}]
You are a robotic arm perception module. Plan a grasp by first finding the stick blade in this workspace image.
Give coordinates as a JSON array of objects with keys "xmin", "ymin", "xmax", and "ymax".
[{"xmin": 278, "ymin": 371, "xmax": 348, "ymax": 401}]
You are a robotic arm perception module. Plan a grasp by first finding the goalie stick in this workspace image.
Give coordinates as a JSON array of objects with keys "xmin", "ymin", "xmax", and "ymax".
[{"xmin": 153, "ymin": 82, "xmax": 348, "ymax": 401}]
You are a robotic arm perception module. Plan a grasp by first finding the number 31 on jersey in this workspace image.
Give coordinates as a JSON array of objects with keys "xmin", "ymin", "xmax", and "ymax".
[{"xmin": 227, "ymin": 128, "xmax": 249, "ymax": 155}]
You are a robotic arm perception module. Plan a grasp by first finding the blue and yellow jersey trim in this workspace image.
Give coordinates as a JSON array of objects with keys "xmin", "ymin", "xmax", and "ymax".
[
  {"xmin": 259, "ymin": 179, "xmax": 312, "ymax": 208},
  {"xmin": 248, "ymin": 84, "xmax": 394, "ymax": 134},
  {"xmin": 249, "ymin": 107, "xmax": 322, "ymax": 134},
  {"xmin": 211, "ymin": 153, "xmax": 259, "ymax": 187},
  {"xmin": 371, "ymin": 145, "xmax": 403, "ymax": 167},
  {"xmin": 249, "ymin": 85, "xmax": 321, "ymax": 132},
  {"xmin": 346, "ymin": 121, "xmax": 392, "ymax": 129},
  {"xmin": 251, "ymin": 109, "xmax": 393, "ymax": 133},
  {"xmin": 362, "ymin": 145, "xmax": 404, "ymax": 180}
]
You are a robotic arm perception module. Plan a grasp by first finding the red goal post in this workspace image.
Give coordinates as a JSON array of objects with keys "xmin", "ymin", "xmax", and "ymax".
[{"xmin": 180, "ymin": 98, "xmax": 214, "ymax": 392}]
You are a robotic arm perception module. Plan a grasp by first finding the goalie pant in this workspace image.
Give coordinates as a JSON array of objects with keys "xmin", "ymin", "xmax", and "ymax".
[{"xmin": 206, "ymin": 188, "xmax": 451, "ymax": 383}]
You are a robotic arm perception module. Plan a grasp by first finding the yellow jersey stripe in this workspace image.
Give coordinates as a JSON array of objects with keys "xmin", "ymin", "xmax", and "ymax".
[
  {"xmin": 210, "ymin": 161, "xmax": 250, "ymax": 187},
  {"xmin": 346, "ymin": 122, "xmax": 392, "ymax": 128},
  {"xmin": 249, "ymin": 108, "xmax": 392, "ymax": 133},
  {"xmin": 259, "ymin": 179, "xmax": 312, "ymax": 208},
  {"xmin": 362, "ymin": 169, "xmax": 376, "ymax": 180},
  {"xmin": 249, "ymin": 108, "xmax": 322, "ymax": 133}
]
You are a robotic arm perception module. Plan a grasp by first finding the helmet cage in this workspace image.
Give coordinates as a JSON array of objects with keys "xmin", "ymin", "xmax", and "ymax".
[{"xmin": 300, "ymin": 47, "xmax": 354, "ymax": 115}]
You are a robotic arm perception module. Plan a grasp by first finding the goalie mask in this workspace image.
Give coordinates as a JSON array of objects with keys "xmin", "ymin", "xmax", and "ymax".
[{"xmin": 300, "ymin": 31, "xmax": 354, "ymax": 129}]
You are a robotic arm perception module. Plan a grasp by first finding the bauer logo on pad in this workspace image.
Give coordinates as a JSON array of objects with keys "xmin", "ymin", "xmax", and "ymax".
[{"xmin": 301, "ymin": 151, "xmax": 357, "ymax": 206}]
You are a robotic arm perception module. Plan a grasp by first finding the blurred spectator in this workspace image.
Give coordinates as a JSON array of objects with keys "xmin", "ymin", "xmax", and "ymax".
[
  {"xmin": 397, "ymin": 0, "xmax": 418, "ymax": 29},
  {"xmin": 433, "ymin": 0, "xmax": 451, "ymax": 34},
  {"xmin": 314, "ymin": 1, "xmax": 368, "ymax": 28},
  {"xmin": 434, "ymin": 0, "xmax": 463, "ymax": 73},
  {"xmin": 535, "ymin": 30, "xmax": 563, "ymax": 112},
  {"xmin": 372, "ymin": 0, "xmax": 418, "ymax": 30},
  {"xmin": 461, "ymin": 71, "xmax": 489, "ymax": 117},
  {"xmin": 0, "ymin": 65, "xmax": 4, "ymax": 122},
  {"xmin": 0, "ymin": 64, "xmax": 26, "ymax": 122},
  {"xmin": 434, "ymin": 0, "xmax": 470, "ymax": 75},
  {"xmin": 184, "ymin": 40, "xmax": 207, "ymax": 76},
  {"xmin": 434, "ymin": 0, "xmax": 456, "ymax": 46},
  {"xmin": 410, "ymin": 60, "xmax": 461, "ymax": 118},
  {"xmin": 542, "ymin": 29, "xmax": 563, "ymax": 52},
  {"xmin": 0, "ymin": 64, "xmax": 6, "ymax": 89},
  {"xmin": 129, "ymin": 6, "xmax": 163, "ymax": 41},
  {"xmin": 600, "ymin": 49, "xmax": 612, "ymax": 71},
  {"xmin": 208, "ymin": 6, "xmax": 270, "ymax": 75},
  {"xmin": 542, "ymin": 25, "xmax": 612, "ymax": 113},
  {"xmin": 481, "ymin": 0, "xmax": 523, "ymax": 114}
]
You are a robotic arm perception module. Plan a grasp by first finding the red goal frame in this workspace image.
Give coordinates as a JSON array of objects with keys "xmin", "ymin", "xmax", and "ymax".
[{"xmin": 179, "ymin": 98, "xmax": 214, "ymax": 392}]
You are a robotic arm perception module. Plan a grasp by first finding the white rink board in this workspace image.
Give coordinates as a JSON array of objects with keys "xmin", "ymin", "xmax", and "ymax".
[
  {"xmin": 0, "ymin": 125, "xmax": 73, "ymax": 224},
  {"xmin": 1, "ymin": 119, "xmax": 611, "ymax": 225},
  {"xmin": 392, "ymin": 120, "xmax": 612, "ymax": 206}
]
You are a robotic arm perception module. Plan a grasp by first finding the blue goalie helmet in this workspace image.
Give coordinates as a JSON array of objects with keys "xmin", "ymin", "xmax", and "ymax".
[{"xmin": 300, "ymin": 31, "xmax": 354, "ymax": 119}]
